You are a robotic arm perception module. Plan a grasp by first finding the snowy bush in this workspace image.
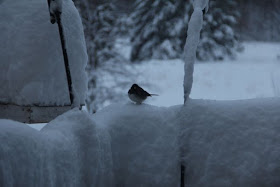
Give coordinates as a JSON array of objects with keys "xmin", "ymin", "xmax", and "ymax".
[
  {"xmin": 86, "ymin": 60, "xmax": 135, "ymax": 113},
  {"xmin": 73, "ymin": 1, "xmax": 131, "ymax": 112}
]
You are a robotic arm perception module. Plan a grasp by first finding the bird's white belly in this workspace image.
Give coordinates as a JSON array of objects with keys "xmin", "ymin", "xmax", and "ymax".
[{"xmin": 128, "ymin": 93, "xmax": 144, "ymax": 104}]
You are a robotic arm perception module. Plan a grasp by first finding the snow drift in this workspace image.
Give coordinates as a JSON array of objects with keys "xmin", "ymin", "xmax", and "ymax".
[
  {"xmin": 0, "ymin": 0, "xmax": 87, "ymax": 106},
  {"xmin": 180, "ymin": 98, "xmax": 280, "ymax": 186},
  {"xmin": 0, "ymin": 109, "xmax": 113, "ymax": 187},
  {"xmin": 0, "ymin": 104, "xmax": 180, "ymax": 187},
  {"xmin": 93, "ymin": 104, "xmax": 180, "ymax": 186},
  {"xmin": 1, "ymin": 99, "xmax": 280, "ymax": 186}
]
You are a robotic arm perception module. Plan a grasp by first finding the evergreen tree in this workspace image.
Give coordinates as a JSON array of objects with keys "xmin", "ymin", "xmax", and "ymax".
[
  {"xmin": 130, "ymin": 0, "xmax": 241, "ymax": 62},
  {"xmin": 130, "ymin": 0, "xmax": 191, "ymax": 62},
  {"xmin": 74, "ymin": 1, "xmax": 127, "ymax": 112},
  {"xmin": 197, "ymin": 0, "xmax": 241, "ymax": 61},
  {"xmin": 86, "ymin": 3, "xmax": 127, "ymax": 112}
]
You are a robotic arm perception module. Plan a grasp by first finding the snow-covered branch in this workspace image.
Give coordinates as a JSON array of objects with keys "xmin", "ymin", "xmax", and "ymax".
[{"xmin": 183, "ymin": 0, "xmax": 209, "ymax": 103}]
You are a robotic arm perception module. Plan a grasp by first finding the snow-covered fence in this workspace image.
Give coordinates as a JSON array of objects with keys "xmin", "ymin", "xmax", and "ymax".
[
  {"xmin": 0, "ymin": 105, "xmax": 180, "ymax": 187},
  {"xmin": 0, "ymin": 0, "xmax": 87, "ymax": 123},
  {"xmin": 0, "ymin": 110, "xmax": 113, "ymax": 187},
  {"xmin": 183, "ymin": 0, "xmax": 209, "ymax": 103},
  {"xmin": 179, "ymin": 98, "xmax": 280, "ymax": 186},
  {"xmin": 1, "ymin": 100, "xmax": 280, "ymax": 186}
]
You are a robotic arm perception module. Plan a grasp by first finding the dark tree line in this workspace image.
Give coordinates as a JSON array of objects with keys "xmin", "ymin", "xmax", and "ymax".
[{"xmin": 237, "ymin": 0, "xmax": 280, "ymax": 41}]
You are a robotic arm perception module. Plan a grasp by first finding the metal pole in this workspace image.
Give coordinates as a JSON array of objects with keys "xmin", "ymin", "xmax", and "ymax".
[
  {"xmin": 181, "ymin": 164, "xmax": 185, "ymax": 187},
  {"xmin": 55, "ymin": 12, "xmax": 74, "ymax": 104},
  {"xmin": 46, "ymin": 0, "xmax": 74, "ymax": 105}
]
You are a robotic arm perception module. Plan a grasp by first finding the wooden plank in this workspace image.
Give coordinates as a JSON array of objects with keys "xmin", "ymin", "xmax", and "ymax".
[{"xmin": 0, "ymin": 104, "xmax": 72, "ymax": 123}]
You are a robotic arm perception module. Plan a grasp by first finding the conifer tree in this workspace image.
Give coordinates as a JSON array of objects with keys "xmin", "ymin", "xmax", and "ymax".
[
  {"xmin": 130, "ymin": 0, "xmax": 241, "ymax": 62},
  {"xmin": 74, "ymin": 1, "xmax": 125, "ymax": 112},
  {"xmin": 130, "ymin": 0, "xmax": 191, "ymax": 62},
  {"xmin": 197, "ymin": 0, "xmax": 241, "ymax": 61}
]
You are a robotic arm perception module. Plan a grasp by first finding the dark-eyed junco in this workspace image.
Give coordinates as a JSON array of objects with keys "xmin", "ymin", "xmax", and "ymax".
[{"xmin": 128, "ymin": 84, "xmax": 158, "ymax": 104}]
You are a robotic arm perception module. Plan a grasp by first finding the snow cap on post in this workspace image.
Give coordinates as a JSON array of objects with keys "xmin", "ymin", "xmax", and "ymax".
[
  {"xmin": 193, "ymin": 0, "xmax": 209, "ymax": 11},
  {"xmin": 183, "ymin": 0, "xmax": 209, "ymax": 103},
  {"xmin": 48, "ymin": 0, "xmax": 63, "ymax": 24}
]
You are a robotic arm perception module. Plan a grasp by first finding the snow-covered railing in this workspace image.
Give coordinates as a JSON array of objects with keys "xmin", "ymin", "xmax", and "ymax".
[
  {"xmin": 1, "ymin": 100, "xmax": 280, "ymax": 186},
  {"xmin": 0, "ymin": 0, "xmax": 87, "ymax": 123}
]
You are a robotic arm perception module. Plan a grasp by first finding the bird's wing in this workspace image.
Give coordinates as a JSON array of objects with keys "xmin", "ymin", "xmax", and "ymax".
[{"xmin": 137, "ymin": 87, "xmax": 150, "ymax": 97}]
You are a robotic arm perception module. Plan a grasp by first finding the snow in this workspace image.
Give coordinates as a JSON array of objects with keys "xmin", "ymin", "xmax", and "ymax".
[
  {"xmin": 0, "ymin": 109, "xmax": 113, "ymax": 186},
  {"xmin": 183, "ymin": 0, "xmax": 208, "ymax": 102},
  {"xmin": 1, "ymin": 1, "xmax": 280, "ymax": 184},
  {"xmin": 193, "ymin": 0, "xmax": 209, "ymax": 10},
  {"xmin": 94, "ymin": 42, "xmax": 280, "ymax": 111},
  {"xmin": 180, "ymin": 98, "xmax": 280, "ymax": 186},
  {"xmin": 0, "ymin": 105, "xmax": 179, "ymax": 186},
  {"xmin": 1, "ymin": 99, "xmax": 280, "ymax": 186},
  {"xmin": 49, "ymin": 0, "xmax": 62, "ymax": 14},
  {"xmin": 93, "ymin": 104, "xmax": 180, "ymax": 186},
  {"xmin": 0, "ymin": 0, "xmax": 87, "ymax": 106},
  {"xmin": 126, "ymin": 42, "xmax": 280, "ymax": 107}
]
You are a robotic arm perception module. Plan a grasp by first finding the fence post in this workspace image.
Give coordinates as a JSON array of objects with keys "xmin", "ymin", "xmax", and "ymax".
[{"xmin": 182, "ymin": 0, "xmax": 209, "ymax": 186}]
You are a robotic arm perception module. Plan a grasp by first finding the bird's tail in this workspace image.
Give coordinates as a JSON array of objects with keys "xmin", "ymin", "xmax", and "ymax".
[{"xmin": 149, "ymin": 94, "xmax": 159, "ymax": 96}]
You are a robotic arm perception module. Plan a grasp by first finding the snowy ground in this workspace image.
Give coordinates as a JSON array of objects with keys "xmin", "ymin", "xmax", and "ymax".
[
  {"xmin": 28, "ymin": 42, "xmax": 280, "ymax": 129},
  {"xmin": 2, "ymin": 36, "xmax": 280, "ymax": 186},
  {"xmin": 130, "ymin": 42, "xmax": 280, "ymax": 107}
]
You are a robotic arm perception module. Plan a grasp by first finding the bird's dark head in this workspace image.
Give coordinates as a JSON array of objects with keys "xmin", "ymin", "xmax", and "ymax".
[
  {"xmin": 128, "ymin": 84, "xmax": 140, "ymax": 94},
  {"xmin": 132, "ymin": 84, "xmax": 139, "ymax": 89},
  {"xmin": 128, "ymin": 84, "xmax": 139, "ymax": 94}
]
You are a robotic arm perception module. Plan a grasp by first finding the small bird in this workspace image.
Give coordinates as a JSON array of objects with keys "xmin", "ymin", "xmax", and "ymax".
[{"xmin": 128, "ymin": 84, "xmax": 158, "ymax": 104}]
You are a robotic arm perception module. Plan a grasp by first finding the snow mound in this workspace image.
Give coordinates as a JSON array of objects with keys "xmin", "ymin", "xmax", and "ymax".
[
  {"xmin": 0, "ymin": 0, "xmax": 87, "ymax": 106},
  {"xmin": 0, "ymin": 104, "xmax": 180, "ymax": 187},
  {"xmin": 93, "ymin": 104, "xmax": 180, "ymax": 186},
  {"xmin": 180, "ymin": 98, "xmax": 280, "ymax": 186},
  {"xmin": 0, "ymin": 110, "xmax": 112, "ymax": 187},
  {"xmin": 1, "ymin": 99, "xmax": 280, "ymax": 186}
]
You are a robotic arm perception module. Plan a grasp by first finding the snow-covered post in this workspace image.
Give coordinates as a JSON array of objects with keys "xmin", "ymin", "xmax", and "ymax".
[
  {"xmin": 47, "ymin": 0, "xmax": 62, "ymax": 24},
  {"xmin": 47, "ymin": 0, "xmax": 74, "ymax": 104},
  {"xmin": 181, "ymin": 0, "xmax": 209, "ymax": 186},
  {"xmin": 183, "ymin": 0, "xmax": 209, "ymax": 103}
]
